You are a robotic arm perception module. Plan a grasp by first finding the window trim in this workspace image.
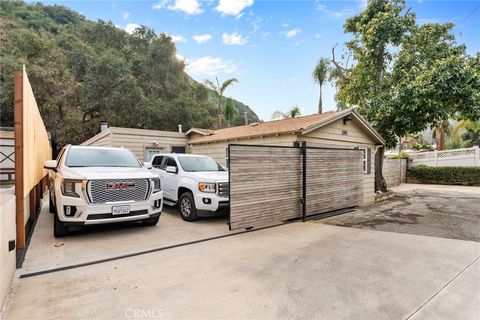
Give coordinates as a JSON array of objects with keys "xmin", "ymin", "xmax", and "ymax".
[{"xmin": 360, "ymin": 148, "xmax": 368, "ymax": 173}]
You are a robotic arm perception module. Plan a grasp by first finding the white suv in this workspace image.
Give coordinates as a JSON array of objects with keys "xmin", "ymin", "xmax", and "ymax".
[
  {"xmin": 149, "ymin": 154, "xmax": 229, "ymax": 221},
  {"xmin": 44, "ymin": 145, "xmax": 163, "ymax": 237}
]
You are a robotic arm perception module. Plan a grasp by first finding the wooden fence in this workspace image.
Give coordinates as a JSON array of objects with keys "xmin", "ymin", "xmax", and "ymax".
[
  {"xmin": 229, "ymin": 145, "xmax": 302, "ymax": 230},
  {"xmin": 14, "ymin": 66, "xmax": 52, "ymax": 250},
  {"xmin": 228, "ymin": 143, "xmax": 364, "ymax": 231}
]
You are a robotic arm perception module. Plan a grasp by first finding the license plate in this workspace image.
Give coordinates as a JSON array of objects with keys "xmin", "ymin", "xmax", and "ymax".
[{"xmin": 112, "ymin": 205, "xmax": 130, "ymax": 215}]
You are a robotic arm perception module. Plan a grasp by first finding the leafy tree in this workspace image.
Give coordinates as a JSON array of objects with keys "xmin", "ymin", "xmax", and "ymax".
[
  {"xmin": 330, "ymin": 0, "xmax": 480, "ymax": 190},
  {"xmin": 223, "ymin": 98, "xmax": 238, "ymax": 127},
  {"xmin": 312, "ymin": 58, "xmax": 331, "ymax": 113},
  {"xmin": 204, "ymin": 77, "xmax": 238, "ymax": 128},
  {"xmin": 0, "ymin": 1, "xmax": 258, "ymax": 155}
]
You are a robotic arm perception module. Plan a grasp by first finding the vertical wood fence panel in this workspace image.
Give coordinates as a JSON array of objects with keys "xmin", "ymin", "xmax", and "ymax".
[
  {"xmin": 306, "ymin": 149, "xmax": 363, "ymax": 215},
  {"xmin": 14, "ymin": 66, "xmax": 52, "ymax": 250},
  {"xmin": 228, "ymin": 144, "xmax": 364, "ymax": 231},
  {"xmin": 229, "ymin": 145, "xmax": 302, "ymax": 230}
]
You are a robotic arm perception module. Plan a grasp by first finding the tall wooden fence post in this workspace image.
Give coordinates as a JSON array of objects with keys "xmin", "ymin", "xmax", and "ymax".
[{"xmin": 14, "ymin": 70, "xmax": 25, "ymax": 250}]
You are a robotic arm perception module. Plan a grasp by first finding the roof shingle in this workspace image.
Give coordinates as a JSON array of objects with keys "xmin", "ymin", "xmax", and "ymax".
[{"xmin": 187, "ymin": 111, "xmax": 339, "ymax": 144}]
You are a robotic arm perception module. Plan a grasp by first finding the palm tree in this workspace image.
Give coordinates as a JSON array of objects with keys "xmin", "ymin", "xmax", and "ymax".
[
  {"xmin": 451, "ymin": 120, "xmax": 480, "ymax": 147},
  {"xmin": 312, "ymin": 58, "xmax": 330, "ymax": 114},
  {"xmin": 204, "ymin": 77, "xmax": 238, "ymax": 129},
  {"xmin": 271, "ymin": 106, "xmax": 301, "ymax": 120},
  {"xmin": 288, "ymin": 106, "xmax": 301, "ymax": 118}
]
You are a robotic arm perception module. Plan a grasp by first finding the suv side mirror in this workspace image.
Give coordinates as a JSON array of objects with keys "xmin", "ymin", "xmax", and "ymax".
[
  {"xmin": 44, "ymin": 160, "xmax": 58, "ymax": 172},
  {"xmin": 144, "ymin": 162, "xmax": 153, "ymax": 169},
  {"xmin": 165, "ymin": 166, "xmax": 177, "ymax": 174}
]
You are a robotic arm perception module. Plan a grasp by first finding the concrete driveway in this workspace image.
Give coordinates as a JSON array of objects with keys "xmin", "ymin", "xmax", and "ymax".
[
  {"xmin": 321, "ymin": 184, "xmax": 480, "ymax": 242},
  {"xmin": 21, "ymin": 204, "xmax": 234, "ymax": 275},
  {"xmin": 2, "ymin": 184, "xmax": 480, "ymax": 319}
]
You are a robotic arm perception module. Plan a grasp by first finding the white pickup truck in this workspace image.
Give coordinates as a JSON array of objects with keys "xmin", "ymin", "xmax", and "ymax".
[
  {"xmin": 44, "ymin": 145, "xmax": 163, "ymax": 237},
  {"xmin": 149, "ymin": 153, "xmax": 229, "ymax": 221}
]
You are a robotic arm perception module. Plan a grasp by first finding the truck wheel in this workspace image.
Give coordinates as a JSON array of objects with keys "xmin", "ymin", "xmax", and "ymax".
[
  {"xmin": 179, "ymin": 192, "xmax": 198, "ymax": 222},
  {"xmin": 143, "ymin": 215, "xmax": 160, "ymax": 226},
  {"xmin": 54, "ymin": 211, "xmax": 69, "ymax": 238},
  {"xmin": 49, "ymin": 191, "xmax": 55, "ymax": 214}
]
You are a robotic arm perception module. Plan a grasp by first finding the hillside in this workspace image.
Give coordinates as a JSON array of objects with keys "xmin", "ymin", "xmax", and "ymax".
[{"xmin": 0, "ymin": 1, "xmax": 259, "ymax": 152}]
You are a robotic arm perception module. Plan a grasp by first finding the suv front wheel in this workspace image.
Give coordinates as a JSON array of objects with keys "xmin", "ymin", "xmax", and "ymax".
[
  {"xmin": 54, "ymin": 212, "xmax": 69, "ymax": 238},
  {"xmin": 179, "ymin": 192, "xmax": 198, "ymax": 222},
  {"xmin": 49, "ymin": 190, "xmax": 55, "ymax": 214}
]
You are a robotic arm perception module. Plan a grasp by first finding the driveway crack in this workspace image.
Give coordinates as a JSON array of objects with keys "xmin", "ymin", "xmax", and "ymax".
[{"xmin": 404, "ymin": 255, "xmax": 480, "ymax": 320}]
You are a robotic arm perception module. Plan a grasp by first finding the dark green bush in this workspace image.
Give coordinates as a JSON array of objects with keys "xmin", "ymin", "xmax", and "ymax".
[{"xmin": 408, "ymin": 165, "xmax": 480, "ymax": 186}]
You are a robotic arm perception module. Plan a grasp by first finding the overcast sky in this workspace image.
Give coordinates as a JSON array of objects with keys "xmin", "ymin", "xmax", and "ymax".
[{"xmin": 38, "ymin": 0, "xmax": 480, "ymax": 120}]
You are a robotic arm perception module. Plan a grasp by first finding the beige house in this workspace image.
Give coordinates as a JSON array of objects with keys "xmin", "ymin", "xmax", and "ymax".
[
  {"xmin": 187, "ymin": 108, "xmax": 385, "ymax": 205},
  {"xmin": 83, "ymin": 108, "xmax": 385, "ymax": 205},
  {"xmin": 82, "ymin": 126, "xmax": 187, "ymax": 162}
]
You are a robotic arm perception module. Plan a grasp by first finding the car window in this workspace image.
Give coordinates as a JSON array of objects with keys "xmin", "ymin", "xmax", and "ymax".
[
  {"xmin": 165, "ymin": 157, "xmax": 177, "ymax": 168},
  {"xmin": 178, "ymin": 156, "xmax": 225, "ymax": 172},
  {"xmin": 152, "ymin": 155, "xmax": 164, "ymax": 168},
  {"xmin": 65, "ymin": 148, "xmax": 141, "ymax": 168}
]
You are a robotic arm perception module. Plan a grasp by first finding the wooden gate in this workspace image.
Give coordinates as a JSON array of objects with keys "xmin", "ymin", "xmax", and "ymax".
[
  {"xmin": 228, "ymin": 143, "xmax": 363, "ymax": 231},
  {"xmin": 228, "ymin": 144, "xmax": 302, "ymax": 230},
  {"xmin": 305, "ymin": 148, "xmax": 363, "ymax": 216}
]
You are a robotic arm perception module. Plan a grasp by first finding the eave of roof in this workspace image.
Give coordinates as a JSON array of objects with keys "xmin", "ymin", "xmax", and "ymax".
[{"xmin": 187, "ymin": 107, "xmax": 385, "ymax": 145}]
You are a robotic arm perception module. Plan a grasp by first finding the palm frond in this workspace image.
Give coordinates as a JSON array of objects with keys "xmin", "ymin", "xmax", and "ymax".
[
  {"xmin": 203, "ymin": 79, "xmax": 217, "ymax": 91},
  {"xmin": 219, "ymin": 78, "xmax": 238, "ymax": 95},
  {"xmin": 312, "ymin": 58, "xmax": 331, "ymax": 85}
]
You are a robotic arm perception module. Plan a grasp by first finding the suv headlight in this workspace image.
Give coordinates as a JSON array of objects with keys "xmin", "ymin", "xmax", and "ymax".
[
  {"xmin": 198, "ymin": 182, "xmax": 216, "ymax": 193},
  {"xmin": 152, "ymin": 178, "xmax": 161, "ymax": 193},
  {"xmin": 61, "ymin": 179, "xmax": 82, "ymax": 198}
]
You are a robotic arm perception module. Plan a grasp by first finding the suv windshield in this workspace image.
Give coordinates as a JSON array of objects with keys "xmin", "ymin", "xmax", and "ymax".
[
  {"xmin": 178, "ymin": 156, "xmax": 225, "ymax": 172},
  {"xmin": 65, "ymin": 148, "xmax": 141, "ymax": 168}
]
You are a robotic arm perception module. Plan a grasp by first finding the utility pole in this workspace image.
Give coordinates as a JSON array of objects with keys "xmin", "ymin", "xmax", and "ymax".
[{"xmin": 244, "ymin": 112, "xmax": 248, "ymax": 125}]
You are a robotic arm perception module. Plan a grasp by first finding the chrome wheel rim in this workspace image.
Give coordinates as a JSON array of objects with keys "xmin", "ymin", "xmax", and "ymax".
[{"xmin": 181, "ymin": 198, "xmax": 191, "ymax": 216}]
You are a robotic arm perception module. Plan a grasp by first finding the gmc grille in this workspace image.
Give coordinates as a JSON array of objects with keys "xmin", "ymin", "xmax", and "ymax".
[
  {"xmin": 87, "ymin": 179, "xmax": 149, "ymax": 204},
  {"xmin": 217, "ymin": 182, "xmax": 229, "ymax": 198}
]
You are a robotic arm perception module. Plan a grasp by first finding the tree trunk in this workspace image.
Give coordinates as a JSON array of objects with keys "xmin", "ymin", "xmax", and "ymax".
[
  {"xmin": 437, "ymin": 124, "xmax": 446, "ymax": 151},
  {"xmin": 318, "ymin": 85, "xmax": 323, "ymax": 114},
  {"xmin": 217, "ymin": 98, "xmax": 222, "ymax": 129},
  {"xmin": 375, "ymin": 146, "xmax": 388, "ymax": 192},
  {"xmin": 398, "ymin": 136, "xmax": 403, "ymax": 154}
]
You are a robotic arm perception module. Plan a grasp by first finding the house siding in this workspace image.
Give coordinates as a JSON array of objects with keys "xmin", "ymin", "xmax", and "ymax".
[
  {"xmin": 82, "ymin": 127, "xmax": 187, "ymax": 161},
  {"xmin": 301, "ymin": 118, "xmax": 377, "ymax": 205},
  {"xmin": 190, "ymin": 117, "xmax": 378, "ymax": 205},
  {"xmin": 189, "ymin": 133, "xmax": 299, "ymax": 167}
]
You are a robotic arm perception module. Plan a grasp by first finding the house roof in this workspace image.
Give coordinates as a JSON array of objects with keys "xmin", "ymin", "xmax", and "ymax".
[{"xmin": 187, "ymin": 108, "xmax": 385, "ymax": 145}]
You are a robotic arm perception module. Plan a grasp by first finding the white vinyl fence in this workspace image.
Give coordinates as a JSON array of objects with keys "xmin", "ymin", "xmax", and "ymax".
[{"xmin": 409, "ymin": 146, "xmax": 480, "ymax": 167}]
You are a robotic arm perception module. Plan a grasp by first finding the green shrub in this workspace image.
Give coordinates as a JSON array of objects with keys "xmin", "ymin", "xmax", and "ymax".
[
  {"xmin": 387, "ymin": 151, "xmax": 409, "ymax": 159},
  {"xmin": 408, "ymin": 165, "xmax": 480, "ymax": 186}
]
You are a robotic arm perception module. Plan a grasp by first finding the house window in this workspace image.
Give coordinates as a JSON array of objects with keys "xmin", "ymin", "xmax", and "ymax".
[
  {"xmin": 171, "ymin": 146, "xmax": 186, "ymax": 153},
  {"xmin": 360, "ymin": 148, "xmax": 371, "ymax": 174},
  {"xmin": 145, "ymin": 148, "xmax": 164, "ymax": 161}
]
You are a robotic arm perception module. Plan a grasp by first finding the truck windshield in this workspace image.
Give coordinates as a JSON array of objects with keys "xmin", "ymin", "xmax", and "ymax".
[
  {"xmin": 178, "ymin": 156, "xmax": 225, "ymax": 172},
  {"xmin": 65, "ymin": 148, "xmax": 141, "ymax": 168}
]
